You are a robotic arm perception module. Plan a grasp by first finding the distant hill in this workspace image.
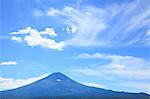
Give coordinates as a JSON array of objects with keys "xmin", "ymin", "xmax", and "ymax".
[{"xmin": 1, "ymin": 72, "xmax": 149, "ymax": 99}]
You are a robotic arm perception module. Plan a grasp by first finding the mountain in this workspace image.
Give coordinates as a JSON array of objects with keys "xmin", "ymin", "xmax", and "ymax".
[{"xmin": 1, "ymin": 72, "xmax": 149, "ymax": 99}]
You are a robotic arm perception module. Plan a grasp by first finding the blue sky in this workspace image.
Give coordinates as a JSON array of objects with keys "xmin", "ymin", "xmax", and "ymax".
[{"xmin": 0, "ymin": 0, "xmax": 150, "ymax": 94}]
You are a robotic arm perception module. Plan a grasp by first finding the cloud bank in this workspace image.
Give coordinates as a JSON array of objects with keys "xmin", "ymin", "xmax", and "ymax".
[
  {"xmin": 72, "ymin": 53, "xmax": 150, "ymax": 94},
  {"xmin": 0, "ymin": 74, "xmax": 49, "ymax": 90},
  {"xmin": 82, "ymin": 82, "xmax": 105, "ymax": 89}
]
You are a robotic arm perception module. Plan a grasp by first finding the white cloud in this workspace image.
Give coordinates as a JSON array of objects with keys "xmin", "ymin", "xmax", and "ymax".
[
  {"xmin": 0, "ymin": 61, "xmax": 17, "ymax": 66},
  {"xmin": 40, "ymin": 28, "xmax": 57, "ymax": 37},
  {"xmin": 105, "ymin": 64, "xmax": 125, "ymax": 70},
  {"xmin": 11, "ymin": 36, "xmax": 22, "ymax": 42},
  {"xmin": 10, "ymin": 27, "xmax": 64, "ymax": 51},
  {"xmin": 66, "ymin": 22, "xmax": 77, "ymax": 34},
  {"xmin": 82, "ymin": 82, "xmax": 105, "ymax": 89},
  {"xmin": 77, "ymin": 53, "xmax": 105, "ymax": 59},
  {"xmin": 0, "ymin": 74, "xmax": 49, "ymax": 90}
]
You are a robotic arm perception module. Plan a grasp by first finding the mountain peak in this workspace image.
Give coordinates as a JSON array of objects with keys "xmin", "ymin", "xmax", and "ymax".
[
  {"xmin": 49, "ymin": 72, "xmax": 66, "ymax": 78},
  {"xmin": 50, "ymin": 72, "xmax": 65, "ymax": 76},
  {"xmin": 45, "ymin": 72, "xmax": 70, "ymax": 82}
]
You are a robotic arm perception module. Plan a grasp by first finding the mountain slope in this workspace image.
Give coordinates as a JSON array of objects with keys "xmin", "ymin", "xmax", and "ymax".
[{"xmin": 1, "ymin": 72, "xmax": 149, "ymax": 99}]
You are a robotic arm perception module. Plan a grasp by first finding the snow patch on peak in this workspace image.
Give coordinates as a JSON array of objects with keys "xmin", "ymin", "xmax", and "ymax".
[{"xmin": 56, "ymin": 79, "xmax": 61, "ymax": 82}]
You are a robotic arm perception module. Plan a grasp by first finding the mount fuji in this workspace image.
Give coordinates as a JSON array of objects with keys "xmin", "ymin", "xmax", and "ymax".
[{"xmin": 1, "ymin": 72, "xmax": 149, "ymax": 99}]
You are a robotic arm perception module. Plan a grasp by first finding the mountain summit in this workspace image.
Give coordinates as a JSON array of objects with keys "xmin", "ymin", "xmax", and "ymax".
[
  {"xmin": 44, "ymin": 72, "xmax": 72, "ymax": 82},
  {"xmin": 1, "ymin": 72, "xmax": 149, "ymax": 99}
]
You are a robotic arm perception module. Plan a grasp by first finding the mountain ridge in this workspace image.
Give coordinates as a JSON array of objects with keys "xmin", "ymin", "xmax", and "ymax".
[{"xmin": 1, "ymin": 72, "xmax": 149, "ymax": 99}]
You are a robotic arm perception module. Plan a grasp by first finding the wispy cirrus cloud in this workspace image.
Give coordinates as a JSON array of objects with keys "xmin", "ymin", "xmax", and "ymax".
[
  {"xmin": 143, "ymin": 29, "xmax": 150, "ymax": 45},
  {"xmin": 34, "ymin": 0, "xmax": 150, "ymax": 47},
  {"xmin": 0, "ymin": 61, "xmax": 17, "ymax": 66},
  {"xmin": 45, "ymin": 6, "xmax": 108, "ymax": 47},
  {"xmin": 0, "ymin": 74, "xmax": 49, "ymax": 90},
  {"xmin": 10, "ymin": 27, "xmax": 64, "ymax": 51},
  {"xmin": 11, "ymin": 1, "xmax": 150, "ymax": 49}
]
